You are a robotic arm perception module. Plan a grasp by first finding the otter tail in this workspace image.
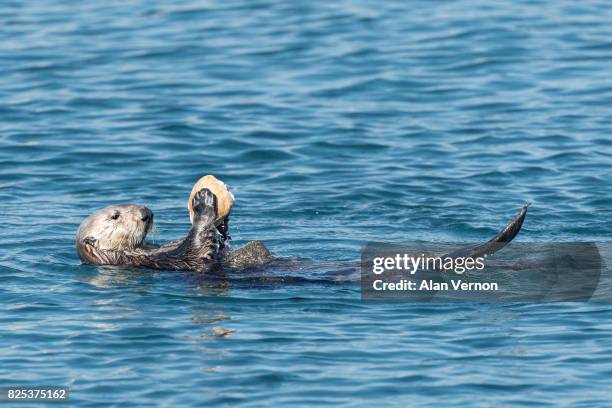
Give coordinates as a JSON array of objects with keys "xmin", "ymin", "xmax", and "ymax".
[{"xmin": 444, "ymin": 203, "xmax": 530, "ymax": 260}]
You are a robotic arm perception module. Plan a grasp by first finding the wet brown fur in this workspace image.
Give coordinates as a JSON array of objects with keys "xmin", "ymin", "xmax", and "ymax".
[{"xmin": 76, "ymin": 189, "xmax": 223, "ymax": 272}]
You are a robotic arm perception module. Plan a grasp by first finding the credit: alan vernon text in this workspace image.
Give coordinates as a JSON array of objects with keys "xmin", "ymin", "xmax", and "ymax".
[{"xmin": 368, "ymin": 253, "xmax": 499, "ymax": 292}]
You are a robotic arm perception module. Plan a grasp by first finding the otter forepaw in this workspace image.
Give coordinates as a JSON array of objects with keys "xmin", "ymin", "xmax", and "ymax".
[{"xmin": 192, "ymin": 188, "xmax": 217, "ymax": 220}]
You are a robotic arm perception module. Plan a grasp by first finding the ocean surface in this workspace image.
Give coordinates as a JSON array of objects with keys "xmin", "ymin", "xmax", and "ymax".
[{"xmin": 1, "ymin": 0, "xmax": 612, "ymax": 406}]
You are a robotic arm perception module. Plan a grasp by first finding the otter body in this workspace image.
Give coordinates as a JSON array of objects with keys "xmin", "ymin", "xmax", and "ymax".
[
  {"xmin": 77, "ymin": 187, "xmax": 528, "ymax": 273},
  {"xmin": 77, "ymin": 189, "xmax": 232, "ymax": 272}
]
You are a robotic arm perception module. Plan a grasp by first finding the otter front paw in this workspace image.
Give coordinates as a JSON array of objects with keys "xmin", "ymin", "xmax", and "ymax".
[{"xmin": 192, "ymin": 188, "xmax": 218, "ymax": 222}]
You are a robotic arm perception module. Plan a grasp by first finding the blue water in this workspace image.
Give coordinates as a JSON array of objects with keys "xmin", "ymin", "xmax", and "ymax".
[{"xmin": 1, "ymin": 0, "xmax": 612, "ymax": 406}]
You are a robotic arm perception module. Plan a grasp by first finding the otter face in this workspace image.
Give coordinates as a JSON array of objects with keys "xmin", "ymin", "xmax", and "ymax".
[{"xmin": 76, "ymin": 204, "xmax": 154, "ymax": 263}]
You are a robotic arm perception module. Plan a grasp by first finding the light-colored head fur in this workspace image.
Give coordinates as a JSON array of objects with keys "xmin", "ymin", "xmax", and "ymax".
[{"xmin": 76, "ymin": 204, "xmax": 154, "ymax": 263}]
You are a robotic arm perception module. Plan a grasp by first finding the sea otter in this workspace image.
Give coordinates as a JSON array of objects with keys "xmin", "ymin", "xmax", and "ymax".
[
  {"xmin": 76, "ymin": 185, "xmax": 529, "ymax": 273},
  {"xmin": 76, "ymin": 188, "xmax": 250, "ymax": 271}
]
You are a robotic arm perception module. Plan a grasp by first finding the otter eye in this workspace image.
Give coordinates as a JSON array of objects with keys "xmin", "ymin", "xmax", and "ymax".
[{"xmin": 111, "ymin": 211, "xmax": 120, "ymax": 220}]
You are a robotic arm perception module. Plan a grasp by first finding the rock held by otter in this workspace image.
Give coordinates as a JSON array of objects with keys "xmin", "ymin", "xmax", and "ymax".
[{"xmin": 188, "ymin": 175, "xmax": 234, "ymax": 227}]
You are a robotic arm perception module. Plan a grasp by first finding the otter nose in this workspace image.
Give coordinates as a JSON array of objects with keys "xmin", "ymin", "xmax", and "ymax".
[{"xmin": 140, "ymin": 208, "xmax": 153, "ymax": 222}]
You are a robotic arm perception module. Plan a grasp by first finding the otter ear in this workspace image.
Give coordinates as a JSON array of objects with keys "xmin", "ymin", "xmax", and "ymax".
[{"xmin": 83, "ymin": 237, "xmax": 97, "ymax": 247}]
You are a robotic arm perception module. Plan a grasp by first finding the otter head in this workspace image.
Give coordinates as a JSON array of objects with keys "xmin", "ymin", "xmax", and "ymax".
[{"xmin": 76, "ymin": 204, "xmax": 154, "ymax": 264}]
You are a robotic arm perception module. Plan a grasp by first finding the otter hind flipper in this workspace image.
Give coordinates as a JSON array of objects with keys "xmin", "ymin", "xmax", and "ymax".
[
  {"xmin": 445, "ymin": 203, "xmax": 530, "ymax": 260},
  {"xmin": 225, "ymin": 240, "xmax": 274, "ymax": 270}
]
